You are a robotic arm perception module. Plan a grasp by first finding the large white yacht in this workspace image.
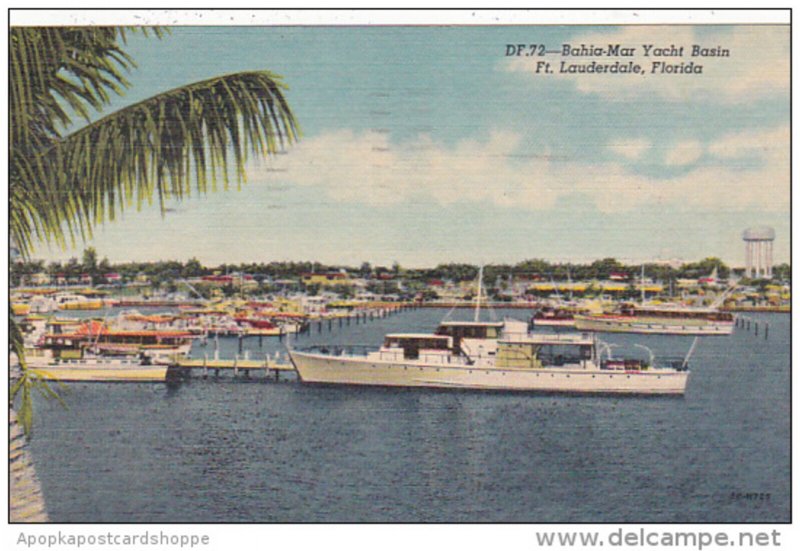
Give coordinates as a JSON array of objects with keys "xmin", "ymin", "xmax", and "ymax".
[
  {"xmin": 289, "ymin": 317, "xmax": 691, "ymax": 395},
  {"xmin": 290, "ymin": 267, "xmax": 693, "ymax": 395}
]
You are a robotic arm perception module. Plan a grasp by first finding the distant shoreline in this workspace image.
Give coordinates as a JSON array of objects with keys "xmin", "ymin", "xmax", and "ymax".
[{"xmin": 417, "ymin": 302, "xmax": 791, "ymax": 313}]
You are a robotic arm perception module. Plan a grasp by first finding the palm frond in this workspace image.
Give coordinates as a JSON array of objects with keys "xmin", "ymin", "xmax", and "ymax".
[
  {"xmin": 11, "ymin": 70, "xmax": 299, "ymax": 256},
  {"xmin": 9, "ymin": 312, "xmax": 66, "ymax": 436},
  {"xmin": 10, "ymin": 27, "xmax": 140, "ymax": 151}
]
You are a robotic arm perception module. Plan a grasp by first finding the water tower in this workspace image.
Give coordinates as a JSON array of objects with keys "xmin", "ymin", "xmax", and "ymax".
[{"xmin": 742, "ymin": 226, "xmax": 775, "ymax": 279}]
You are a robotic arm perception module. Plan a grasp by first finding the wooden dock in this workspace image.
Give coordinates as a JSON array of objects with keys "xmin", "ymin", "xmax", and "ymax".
[{"xmin": 172, "ymin": 355, "xmax": 295, "ymax": 380}]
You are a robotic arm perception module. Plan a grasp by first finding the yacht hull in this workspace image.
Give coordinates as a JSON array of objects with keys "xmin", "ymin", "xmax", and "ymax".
[
  {"xmin": 28, "ymin": 361, "xmax": 168, "ymax": 382},
  {"xmin": 574, "ymin": 316, "xmax": 734, "ymax": 336},
  {"xmin": 289, "ymin": 351, "xmax": 688, "ymax": 395}
]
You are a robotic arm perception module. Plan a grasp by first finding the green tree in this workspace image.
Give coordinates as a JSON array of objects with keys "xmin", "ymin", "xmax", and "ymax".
[
  {"xmin": 81, "ymin": 247, "xmax": 98, "ymax": 275},
  {"xmin": 677, "ymin": 257, "xmax": 730, "ymax": 280},
  {"xmin": 772, "ymin": 263, "xmax": 791, "ymax": 281},
  {"xmin": 98, "ymin": 257, "xmax": 111, "ymax": 275},
  {"xmin": 182, "ymin": 257, "xmax": 205, "ymax": 278},
  {"xmin": 9, "ymin": 27, "xmax": 298, "ymax": 440},
  {"xmin": 65, "ymin": 257, "xmax": 80, "ymax": 277}
]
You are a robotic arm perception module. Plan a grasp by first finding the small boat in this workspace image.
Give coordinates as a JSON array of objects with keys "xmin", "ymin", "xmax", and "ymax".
[
  {"xmin": 236, "ymin": 316, "xmax": 283, "ymax": 336},
  {"xmin": 530, "ymin": 305, "xmax": 580, "ymax": 328},
  {"xmin": 244, "ymin": 327, "xmax": 283, "ymax": 337},
  {"xmin": 11, "ymin": 303, "xmax": 30, "ymax": 316},
  {"xmin": 56, "ymin": 294, "xmax": 104, "ymax": 311}
]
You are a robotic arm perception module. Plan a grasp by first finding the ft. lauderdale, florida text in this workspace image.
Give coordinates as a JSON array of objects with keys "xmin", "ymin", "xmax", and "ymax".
[{"xmin": 505, "ymin": 42, "xmax": 732, "ymax": 75}]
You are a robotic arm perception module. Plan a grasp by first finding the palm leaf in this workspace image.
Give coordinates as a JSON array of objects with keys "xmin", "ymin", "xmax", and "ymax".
[
  {"xmin": 10, "ymin": 27, "xmax": 142, "ymax": 151},
  {"xmin": 11, "ymin": 69, "xmax": 299, "ymax": 256}
]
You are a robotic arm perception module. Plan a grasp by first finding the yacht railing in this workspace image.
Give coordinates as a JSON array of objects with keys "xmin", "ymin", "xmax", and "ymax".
[
  {"xmin": 295, "ymin": 344, "xmax": 380, "ymax": 357},
  {"xmin": 657, "ymin": 356, "xmax": 691, "ymax": 371}
]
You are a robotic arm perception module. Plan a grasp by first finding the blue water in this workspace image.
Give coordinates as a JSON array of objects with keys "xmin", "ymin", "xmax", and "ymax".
[{"xmin": 27, "ymin": 309, "xmax": 789, "ymax": 522}]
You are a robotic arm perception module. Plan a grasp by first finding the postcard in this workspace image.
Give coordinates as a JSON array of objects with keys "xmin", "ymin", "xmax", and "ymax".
[{"xmin": 6, "ymin": 8, "xmax": 791, "ymax": 546}]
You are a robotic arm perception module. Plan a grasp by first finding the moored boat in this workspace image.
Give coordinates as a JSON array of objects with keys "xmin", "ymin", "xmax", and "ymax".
[
  {"xmin": 530, "ymin": 305, "xmax": 581, "ymax": 328},
  {"xmin": 55, "ymin": 294, "xmax": 104, "ymax": 311},
  {"xmin": 27, "ymin": 354, "xmax": 168, "ymax": 382},
  {"xmin": 574, "ymin": 304, "xmax": 735, "ymax": 336},
  {"xmin": 289, "ymin": 319, "xmax": 691, "ymax": 395},
  {"xmin": 38, "ymin": 320, "xmax": 194, "ymax": 363},
  {"xmin": 11, "ymin": 302, "xmax": 31, "ymax": 316}
]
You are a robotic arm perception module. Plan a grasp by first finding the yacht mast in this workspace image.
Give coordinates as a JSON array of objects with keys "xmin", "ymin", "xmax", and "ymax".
[
  {"xmin": 474, "ymin": 265, "xmax": 484, "ymax": 322},
  {"xmin": 567, "ymin": 266, "xmax": 574, "ymax": 301},
  {"xmin": 640, "ymin": 263, "xmax": 646, "ymax": 305}
]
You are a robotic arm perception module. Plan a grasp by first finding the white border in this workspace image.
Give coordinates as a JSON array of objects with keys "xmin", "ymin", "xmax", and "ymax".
[
  {"xmin": 3, "ymin": 7, "xmax": 794, "ymax": 551},
  {"xmin": 9, "ymin": 8, "xmax": 791, "ymax": 27}
]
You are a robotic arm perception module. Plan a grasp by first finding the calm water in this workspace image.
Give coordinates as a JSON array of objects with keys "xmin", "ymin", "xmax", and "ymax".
[{"xmin": 28, "ymin": 308, "xmax": 790, "ymax": 522}]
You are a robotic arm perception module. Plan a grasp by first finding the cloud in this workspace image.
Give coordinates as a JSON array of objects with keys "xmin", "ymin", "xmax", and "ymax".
[
  {"xmin": 250, "ymin": 125, "xmax": 788, "ymax": 215},
  {"xmin": 607, "ymin": 138, "xmax": 651, "ymax": 160},
  {"xmin": 664, "ymin": 140, "xmax": 704, "ymax": 166},
  {"xmin": 504, "ymin": 26, "xmax": 788, "ymax": 103},
  {"xmin": 707, "ymin": 125, "xmax": 788, "ymax": 159}
]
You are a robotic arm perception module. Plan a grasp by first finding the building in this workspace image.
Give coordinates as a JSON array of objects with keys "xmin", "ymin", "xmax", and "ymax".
[
  {"xmin": 104, "ymin": 272, "xmax": 123, "ymax": 284},
  {"xmin": 199, "ymin": 273, "xmax": 257, "ymax": 289},
  {"xmin": 301, "ymin": 272, "xmax": 351, "ymax": 286},
  {"xmin": 31, "ymin": 272, "xmax": 51, "ymax": 286}
]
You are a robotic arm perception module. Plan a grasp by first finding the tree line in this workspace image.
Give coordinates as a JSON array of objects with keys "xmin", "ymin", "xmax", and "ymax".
[{"xmin": 10, "ymin": 249, "xmax": 791, "ymax": 287}]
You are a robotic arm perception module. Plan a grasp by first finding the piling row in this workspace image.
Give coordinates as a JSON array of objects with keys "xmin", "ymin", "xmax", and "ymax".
[
  {"xmin": 293, "ymin": 303, "xmax": 418, "ymax": 340},
  {"xmin": 173, "ymin": 351, "xmax": 293, "ymax": 381},
  {"xmin": 735, "ymin": 315, "xmax": 769, "ymax": 340}
]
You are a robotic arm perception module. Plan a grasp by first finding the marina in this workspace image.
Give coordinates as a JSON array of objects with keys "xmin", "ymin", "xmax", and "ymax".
[
  {"xmin": 11, "ymin": 283, "xmax": 774, "ymax": 387},
  {"xmin": 25, "ymin": 308, "xmax": 789, "ymax": 522}
]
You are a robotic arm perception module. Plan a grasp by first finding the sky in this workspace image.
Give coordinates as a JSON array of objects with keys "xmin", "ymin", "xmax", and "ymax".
[{"xmin": 31, "ymin": 24, "xmax": 790, "ymax": 268}]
